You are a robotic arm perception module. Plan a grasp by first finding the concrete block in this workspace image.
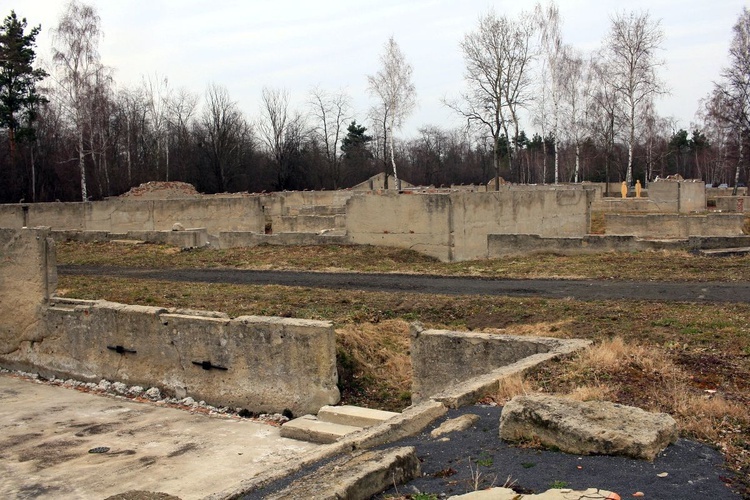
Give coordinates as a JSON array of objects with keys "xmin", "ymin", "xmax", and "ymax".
[
  {"xmin": 280, "ymin": 415, "xmax": 362, "ymax": 444},
  {"xmin": 499, "ymin": 395, "xmax": 678, "ymax": 461},
  {"xmin": 317, "ymin": 405, "xmax": 398, "ymax": 428}
]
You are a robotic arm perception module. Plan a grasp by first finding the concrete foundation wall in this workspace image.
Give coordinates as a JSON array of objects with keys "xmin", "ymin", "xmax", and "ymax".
[
  {"xmin": 715, "ymin": 197, "xmax": 750, "ymax": 213},
  {"xmin": 4, "ymin": 299, "xmax": 338, "ymax": 415},
  {"xmin": 0, "ymin": 228, "xmax": 56, "ymax": 356},
  {"xmin": 605, "ymin": 213, "xmax": 745, "ymax": 238},
  {"xmin": 217, "ymin": 232, "xmax": 347, "ymax": 249},
  {"xmin": 346, "ymin": 192, "xmax": 454, "ymax": 261},
  {"xmin": 1, "ymin": 198, "xmax": 266, "ymax": 235},
  {"xmin": 346, "ymin": 188, "xmax": 592, "ymax": 262},
  {"xmin": 0, "ymin": 228, "xmax": 339, "ymax": 415}
]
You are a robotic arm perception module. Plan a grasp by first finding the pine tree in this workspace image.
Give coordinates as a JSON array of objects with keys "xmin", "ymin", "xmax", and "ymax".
[{"xmin": 0, "ymin": 10, "xmax": 48, "ymax": 158}]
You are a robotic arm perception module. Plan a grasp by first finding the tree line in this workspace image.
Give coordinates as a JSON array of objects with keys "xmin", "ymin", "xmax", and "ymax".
[{"xmin": 1, "ymin": 1, "xmax": 749, "ymax": 203}]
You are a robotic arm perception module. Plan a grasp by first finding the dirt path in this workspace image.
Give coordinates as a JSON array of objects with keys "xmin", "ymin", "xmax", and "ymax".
[{"xmin": 58, "ymin": 265, "xmax": 750, "ymax": 303}]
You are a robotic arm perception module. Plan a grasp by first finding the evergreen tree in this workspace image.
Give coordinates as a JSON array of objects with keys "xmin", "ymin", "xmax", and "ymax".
[{"xmin": 0, "ymin": 11, "xmax": 48, "ymax": 157}]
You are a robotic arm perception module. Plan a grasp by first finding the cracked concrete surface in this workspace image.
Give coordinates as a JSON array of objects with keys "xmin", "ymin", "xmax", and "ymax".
[{"xmin": 0, "ymin": 373, "xmax": 319, "ymax": 499}]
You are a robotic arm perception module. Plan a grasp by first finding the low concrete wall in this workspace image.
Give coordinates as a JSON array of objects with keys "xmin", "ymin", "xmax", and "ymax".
[
  {"xmin": 217, "ymin": 232, "xmax": 348, "ymax": 249},
  {"xmin": 51, "ymin": 229, "xmax": 209, "ymax": 248},
  {"xmin": 410, "ymin": 325, "xmax": 589, "ymax": 405},
  {"xmin": 0, "ymin": 197, "xmax": 266, "ymax": 235},
  {"xmin": 0, "ymin": 228, "xmax": 339, "ymax": 415},
  {"xmin": 715, "ymin": 197, "xmax": 750, "ymax": 213},
  {"xmin": 3, "ymin": 299, "xmax": 338, "ymax": 415},
  {"xmin": 605, "ymin": 213, "xmax": 746, "ymax": 238},
  {"xmin": 592, "ymin": 198, "xmax": 662, "ymax": 213},
  {"xmin": 487, "ymin": 234, "xmax": 682, "ymax": 256}
]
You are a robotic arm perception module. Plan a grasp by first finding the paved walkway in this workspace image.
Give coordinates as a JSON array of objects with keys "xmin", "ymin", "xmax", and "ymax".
[{"xmin": 0, "ymin": 374, "xmax": 318, "ymax": 499}]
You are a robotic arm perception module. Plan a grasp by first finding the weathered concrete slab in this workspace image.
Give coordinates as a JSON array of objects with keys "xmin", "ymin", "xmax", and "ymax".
[
  {"xmin": 430, "ymin": 413, "xmax": 480, "ymax": 438},
  {"xmin": 0, "ymin": 374, "xmax": 318, "ymax": 499},
  {"xmin": 317, "ymin": 405, "xmax": 399, "ymax": 427},
  {"xmin": 280, "ymin": 415, "xmax": 363, "ymax": 444},
  {"xmin": 264, "ymin": 446, "xmax": 420, "ymax": 500},
  {"xmin": 499, "ymin": 395, "xmax": 678, "ymax": 461}
]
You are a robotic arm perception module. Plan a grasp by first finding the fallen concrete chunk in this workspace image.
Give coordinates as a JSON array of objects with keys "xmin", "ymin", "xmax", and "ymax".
[
  {"xmin": 280, "ymin": 415, "xmax": 362, "ymax": 444},
  {"xmin": 449, "ymin": 486, "xmax": 620, "ymax": 499},
  {"xmin": 430, "ymin": 413, "xmax": 480, "ymax": 438},
  {"xmin": 499, "ymin": 395, "xmax": 677, "ymax": 461},
  {"xmin": 317, "ymin": 404, "xmax": 398, "ymax": 427},
  {"xmin": 265, "ymin": 446, "xmax": 420, "ymax": 500}
]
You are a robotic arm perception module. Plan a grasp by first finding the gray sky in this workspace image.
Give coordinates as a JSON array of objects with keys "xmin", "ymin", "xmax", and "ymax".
[{"xmin": 5, "ymin": 0, "xmax": 747, "ymax": 137}]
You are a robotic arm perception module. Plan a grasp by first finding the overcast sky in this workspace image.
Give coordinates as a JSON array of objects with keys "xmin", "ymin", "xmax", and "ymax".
[{"xmin": 5, "ymin": 0, "xmax": 747, "ymax": 137}]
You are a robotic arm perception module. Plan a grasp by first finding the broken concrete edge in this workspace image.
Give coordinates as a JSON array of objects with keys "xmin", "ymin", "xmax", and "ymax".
[
  {"xmin": 262, "ymin": 446, "xmax": 421, "ymax": 500},
  {"xmin": 210, "ymin": 339, "xmax": 591, "ymax": 499},
  {"xmin": 207, "ymin": 400, "xmax": 448, "ymax": 500},
  {"xmin": 430, "ymin": 338, "xmax": 592, "ymax": 409}
]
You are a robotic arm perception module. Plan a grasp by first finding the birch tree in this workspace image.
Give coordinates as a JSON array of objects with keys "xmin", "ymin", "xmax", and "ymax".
[
  {"xmin": 559, "ymin": 47, "xmax": 590, "ymax": 183},
  {"xmin": 534, "ymin": 1, "xmax": 564, "ymax": 184},
  {"xmin": 604, "ymin": 10, "xmax": 665, "ymax": 188},
  {"xmin": 367, "ymin": 36, "xmax": 416, "ymax": 191},
  {"xmin": 51, "ymin": 0, "xmax": 103, "ymax": 201},
  {"xmin": 714, "ymin": 7, "xmax": 750, "ymax": 194}
]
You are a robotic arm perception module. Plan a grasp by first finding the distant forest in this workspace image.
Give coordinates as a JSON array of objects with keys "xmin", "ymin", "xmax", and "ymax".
[{"xmin": 1, "ymin": 2, "xmax": 749, "ymax": 203}]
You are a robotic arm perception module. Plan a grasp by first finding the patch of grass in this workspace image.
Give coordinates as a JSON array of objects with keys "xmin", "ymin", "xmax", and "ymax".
[{"xmin": 550, "ymin": 480, "xmax": 569, "ymax": 489}]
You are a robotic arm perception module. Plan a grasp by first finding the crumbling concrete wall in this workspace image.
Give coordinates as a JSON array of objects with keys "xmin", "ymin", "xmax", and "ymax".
[
  {"xmin": 410, "ymin": 326, "xmax": 590, "ymax": 406},
  {"xmin": 0, "ymin": 228, "xmax": 339, "ymax": 415},
  {"xmin": 605, "ymin": 213, "xmax": 746, "ymax": 238},
  {"xmin": 646, "ymin": 180, "xmax": 706, "ymax": 213},
  {"xmin": 0, "ymin": 228, "xmax": 56, "ymax": 357},
  {"xmin": 6, "ymin": 299, "xmax": 338, "ymax": 415},
  {"xmin": 715, "ymin": 196, "xmax": 750, "ymax": 213},
  {"xmin": 346, "ymin": 188, "xmax": 593, "ymax": 262},
  {"xmin": 51, "ymin": 229, "xmax": 209, "ymax": 248}
]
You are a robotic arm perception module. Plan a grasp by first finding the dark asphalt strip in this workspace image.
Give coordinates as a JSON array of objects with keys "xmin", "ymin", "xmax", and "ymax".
[{"xmin": 58, "ymin": 265, "xmax": 750, "ymax": 303}]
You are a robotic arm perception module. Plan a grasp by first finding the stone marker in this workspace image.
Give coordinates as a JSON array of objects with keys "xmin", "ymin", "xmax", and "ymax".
[{"xmin": 499, "ymin": 395, "xmax": 677, "ymax": 461}]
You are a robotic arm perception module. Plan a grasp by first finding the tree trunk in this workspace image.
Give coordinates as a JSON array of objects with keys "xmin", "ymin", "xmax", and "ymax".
[
  {"xmin": 78, "ymin": 127, "xmax": 88, "ymax": 201},
  {"xmin": 574, "ymin": 143, "xmax": 580, "ymax": 183},
  {"xmin": 733, "ymin": 134, "xmax": 742, "ymax": 196}
]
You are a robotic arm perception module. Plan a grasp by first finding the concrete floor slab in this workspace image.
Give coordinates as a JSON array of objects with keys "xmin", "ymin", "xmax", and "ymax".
[{"xmin": 0, "ymin": 374, "xmax": 319, "ymax": 499}]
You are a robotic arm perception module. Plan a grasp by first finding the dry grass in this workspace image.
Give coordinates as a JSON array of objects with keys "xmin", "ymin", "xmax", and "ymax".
[{"xmin": 335, "ymin": 320, "xmax": 412, "ymax": 411}]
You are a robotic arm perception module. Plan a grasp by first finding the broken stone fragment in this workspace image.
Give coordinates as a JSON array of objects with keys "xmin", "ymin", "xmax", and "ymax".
[
  {"xmin": 499, "ymin": 395, "xmax": 677, "ymax": 461},
  {"xmin": 430, "ymin": 413, "xmax": 480, "ymax": 438}
]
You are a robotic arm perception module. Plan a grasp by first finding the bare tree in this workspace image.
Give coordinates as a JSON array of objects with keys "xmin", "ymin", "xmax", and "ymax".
[
  {"xmin": 604, "ymin": 10, "xmax": 665, "ymax": 188},
  {"xmin": 446, "ymin": 9, "xmax": 536, "ymax": 189},
  {"xmin": 200, "ymin": 83, "xmax": 251, "ymax": 193},
  {"xmin": 51, "ymin": 0, "xmax": 103, "ymax": 201},
  {"xmin": 588, "ymin": 56, "xmax": 623, "ymax": 194},
  {"xmin": 367, "ymin": 36, "xmax": 416, "ymax": 191},
  {"xmin": 142, "ymin": 73, "xmax": 171, "ymax": 180},
  {"xmin": 308, "ymin": 86, "xmax": 350, "ymax": 189},
  {"xmin": 258, "ymin": 86, "xmax": 307, "ymax": 190}
]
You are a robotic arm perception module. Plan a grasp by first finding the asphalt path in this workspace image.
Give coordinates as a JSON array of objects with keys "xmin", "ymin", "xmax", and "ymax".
[{"xmin": 58, "ymin": 265, "xmax": 750, "ymax": 303}]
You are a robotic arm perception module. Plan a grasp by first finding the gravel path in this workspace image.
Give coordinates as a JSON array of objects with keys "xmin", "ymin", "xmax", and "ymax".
[{"xmin": 58, "ymin": 265, "xmax": 750, "ymax": 303}]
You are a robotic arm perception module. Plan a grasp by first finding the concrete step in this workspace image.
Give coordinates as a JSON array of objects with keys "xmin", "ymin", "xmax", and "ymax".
[
  {"xmin": 280, "ymin": 415, "xmax": 362, "ymax": 444},
  {"xmin": 317, "ymin": 405, "xmax": 399, "ymax": 428}
]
